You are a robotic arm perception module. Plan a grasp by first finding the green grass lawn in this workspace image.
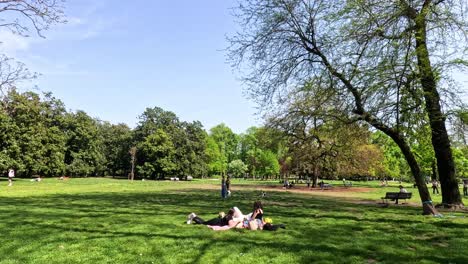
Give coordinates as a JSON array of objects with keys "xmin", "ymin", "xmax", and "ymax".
[{"xmin": 0, "ymin": 178, "xmax": 467, "ymax": 264}]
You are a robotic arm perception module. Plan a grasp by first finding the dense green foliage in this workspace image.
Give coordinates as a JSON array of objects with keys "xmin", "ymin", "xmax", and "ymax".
[
  {"xmin": 0, "ymin": 178, "xmax": 466, "ymax": 263},
  {"xmin": 1, "ymin": 89, "xmax": 466, "ymax": 181}
]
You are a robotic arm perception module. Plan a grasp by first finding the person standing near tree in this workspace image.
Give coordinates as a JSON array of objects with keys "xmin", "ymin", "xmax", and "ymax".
[
  {"xmin": 432, "ymin": 179, "xmax": 439, "ymax": 195},
  {"xmin": 221, "ymin": 175, "xmax": 228, "ymax": 199},
  {"xmin": 7, "ymin": 168, "xmax": 14, "ymax": 187},
  {"xmin": 226, "ymin": 175, "xmax": 231, "ymax": 193},
  {"xmin": 462, "ymin": 181, "xmax": 467, "ymax": 196}
]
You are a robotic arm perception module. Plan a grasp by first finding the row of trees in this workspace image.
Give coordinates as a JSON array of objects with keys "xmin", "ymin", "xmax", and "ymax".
[
  {"xmin": 1, "ymin": 89, "xmax": 466, "ymax": 182},
  {"xmin": 0, "ymin": 90, "xmax": 285, "ymax": 179}
]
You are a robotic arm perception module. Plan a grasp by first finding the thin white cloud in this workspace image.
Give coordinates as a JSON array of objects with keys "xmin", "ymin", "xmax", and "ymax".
[
  {"xmin": 0, "ymin": 29, "xmax": 36, "ymax": 56},
  {"xmin": 47, "ymin": 0, "xmax": 117, "ymax": 41},
  {"xmin": 0, "ymin": 0, "xmax": 113, "ymax": 79},
  {"xmin": 21, "ymin": 54, "xmax": 91, "ymax": 77}
]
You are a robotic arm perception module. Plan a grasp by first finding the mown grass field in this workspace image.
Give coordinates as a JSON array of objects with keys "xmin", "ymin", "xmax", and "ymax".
[{"xmin": 0, "ymin": 178, "xmax": 467, "ymax": 264}]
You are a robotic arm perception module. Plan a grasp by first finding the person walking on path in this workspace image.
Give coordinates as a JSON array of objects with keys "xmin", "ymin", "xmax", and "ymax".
[{"xmin": 7, "ymin": 168, "xmax": 14, "ymax": 186}]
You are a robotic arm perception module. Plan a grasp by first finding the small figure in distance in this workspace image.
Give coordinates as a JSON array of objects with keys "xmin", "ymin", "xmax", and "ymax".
[
  {"xmin": 463, "ymin": 180, "xmax": 468, "ymax": 196},
  {"xmin": 7, "ymin": 168, "xmax": 14, "ymax": 186},
  {"xmin": 306, "ymin": 177, "xmax": 311, "ymax": 188},
  {"xmin": 221, "ymin": 175, "xmax": 228, "ymax": 199},
  {"xmin": 431, "ymin": 179, "xmax": 439, "ymax": 194},
  {"xmin": 399, "ymin": 185, "xmax": 408, "ymax": 193},
  {"xmin": 283, "ymin": 178, "xmax": 289, "ymax": 189},
  {"xmin": 30, "ymin": 176, "xmax": 42, "ymax": 182},
  {"xmin": 380, "ymin": 180, "xmax": 387, "ymax": 187},
  {"xmin": 226, "ymin": 175, "xmax": 231, "ymax": 197}
]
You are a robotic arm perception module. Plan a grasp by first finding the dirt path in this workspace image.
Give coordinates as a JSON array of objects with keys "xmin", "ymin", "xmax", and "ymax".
[
  {"xmin": 188, "ymin": 183, "xmax": 375, "ymax": 199},
  {"xmin": 184, "ymin": 183, "xmax": 468, "ymax": 212},
  {"xmin": 186, "ymin": 183, "xmax": 427, "ymax": 208}
]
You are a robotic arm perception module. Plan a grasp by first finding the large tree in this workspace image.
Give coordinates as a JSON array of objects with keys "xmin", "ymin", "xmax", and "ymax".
[
  {"xmin": 99, "ymin": 122, "xmax": 133, "ymax": 176},
  {"xmin": 266, "ymin": 86, "xmax": 383, "ymax": 185},
  {"xmin": 209, "ymin": 123, "xmax": 239, "ymax": 165},
  {"xmin": 346, "ymin": 0, "xmax": 466, "ymax": 207},
  {"xmin": 0, "ymin": 90, "xmax": 68, "ymax": 176},
  {"xmin": 137, "ymin": 129, "xmax": 176, "ymax": 179},
  {"xmin": 63, "ymin": 111, "xmax": 106, "ymax": 177},
  {"xmin": 228, "ymin": 0, "xmax": 467, "ymax": 213},
  {"xmin": 135, "ymin": 107, "xmax": 208, "ymax": 179}
]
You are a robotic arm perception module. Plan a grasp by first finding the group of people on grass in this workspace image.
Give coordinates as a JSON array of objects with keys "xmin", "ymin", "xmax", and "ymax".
[{"xmin": 187, "ymin": 201, "xmax": 285, "ymax": 231}]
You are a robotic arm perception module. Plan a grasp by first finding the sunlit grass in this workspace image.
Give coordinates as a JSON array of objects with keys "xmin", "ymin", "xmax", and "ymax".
[{"xmin": 0, "ymin": 178, "xmax": 466, "ymax": 263}]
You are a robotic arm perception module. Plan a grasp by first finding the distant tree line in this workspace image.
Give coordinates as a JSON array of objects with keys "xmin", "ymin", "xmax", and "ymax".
[{"xmin": 1, "ymin": 89, "xmax": 466, "ymax": 180}]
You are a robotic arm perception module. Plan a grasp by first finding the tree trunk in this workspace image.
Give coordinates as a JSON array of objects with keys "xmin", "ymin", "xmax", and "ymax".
[
  {"xmin": 389, "ymin": 133, "xmax": 438, "ymax": 215},
  {"xmin": 312, "ymin": 168, "xmax": 318, "ymax": 188},
  {"xmin": 312, "ymin": 165, "xmax": 320, "ymax": 188},
  {"xmin": 414, "ymin": 8, "xmax": 463, "ymax": 207},
  {"xmin": 359, "ymin": 112, "xmax": 438, "ymax": 215},
  {"xmin": 308, "ymin": 28, "xmax": 439, "ymax": 214},
  {"xmin": 431, "ymin": 160, "xmax": 437, "ymax": 181}
]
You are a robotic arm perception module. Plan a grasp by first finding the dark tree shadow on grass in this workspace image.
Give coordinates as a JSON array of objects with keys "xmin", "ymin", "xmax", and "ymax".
[{"xmin": 0, "ymin": 189, "xmax": 466, "ymax": 263}]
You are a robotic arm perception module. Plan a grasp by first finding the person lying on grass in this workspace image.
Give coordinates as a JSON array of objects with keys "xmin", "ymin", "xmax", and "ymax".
[
  {"xmin": 209, "ymin": 201, "xmax": 286, "ymax": 231},
  {"xmin": 188, "ymin": 202, "xmax": 285, "ymax": 231},
  {"xmin": 207, "ymin": 206, "xmax": 251, "ymax": 231},
  {"xmin": 187, "ymin": 207, "xmax": 244, "ymax": 226}
]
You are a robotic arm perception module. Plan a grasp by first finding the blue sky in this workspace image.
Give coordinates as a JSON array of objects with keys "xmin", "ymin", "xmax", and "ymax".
[
  {"xmin": 2, "ymin": 0, "xmax": 260, "ymax": 134},
  {"xmin": 1, "ymin": 0, "xmax": 466, "ymax": 134}
]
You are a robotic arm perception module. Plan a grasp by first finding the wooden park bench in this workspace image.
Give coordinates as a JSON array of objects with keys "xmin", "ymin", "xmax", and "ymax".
[
  {"xmin": 381, "ymin": 192, "xmax": 412, "ymax": 204},
  {"xmin": 343, "ymin": 181, "xmax": 352, "ymax": 188}
]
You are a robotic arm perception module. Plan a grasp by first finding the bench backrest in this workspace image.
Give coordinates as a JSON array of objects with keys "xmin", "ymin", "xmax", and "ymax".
[
  {"xmin": 398, "ymin": 192, "xmax": 412, "ymax": 199},
  {"xmin": 385, "ymin": 192, "xmax": 400, "ymax": 199},
  {"xmin": 385, "ymin": 192, "xmax": 412, "ymax": 199}
]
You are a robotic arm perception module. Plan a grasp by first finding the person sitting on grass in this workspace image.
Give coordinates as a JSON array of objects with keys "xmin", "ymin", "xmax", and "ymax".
[
  {"xmin": 399, "ymin": 185, "xmax": 408, "ymax": 193},
  {"xmin": 249, "ymin": 201, "xmax": 265, "ymax": 230},
  {"xmin": 207, "ymin": 207, "xmax": 247, "ymax": 231}
]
